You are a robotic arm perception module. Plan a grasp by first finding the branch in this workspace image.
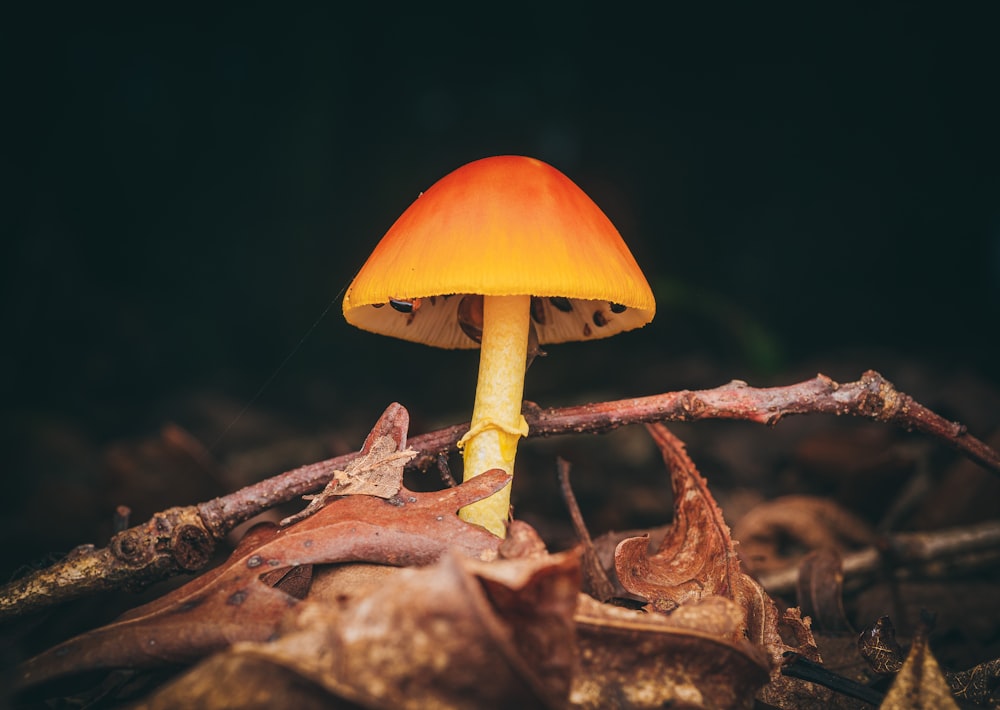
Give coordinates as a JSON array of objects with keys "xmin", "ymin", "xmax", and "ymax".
[
  {"xmin": 758, "ymin": 519, "xmax": 1000, "ymax": 595},
  {"xmin": 2, "ymin": 371, "xmax": 996, "ymax": 620},
  {"xmin": 524, "ymin": 369, "xmax": 999, "ymax": 472},
  {"xmin": 199, "ymin": 370, "xmax": 1000, "ymax": 535}
]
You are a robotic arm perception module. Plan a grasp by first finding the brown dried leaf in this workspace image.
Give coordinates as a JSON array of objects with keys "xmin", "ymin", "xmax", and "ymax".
[
  {"xmin": 16, "ymin": 466, "xmax": 510, "ymax": 693},
  {"xmin": 16, "ymin": 522, "xmax": 293, "ymax": 692},
  {"xmin": 571, "ymin": 594, "xmax": 770, "ymax": 709},
  {"xmin": 259, "ymin": 562, "xmax": 314, "ymax": 600},
  {"xmin": 734, "ymin": 495, "xmax": 875, "ymax": 575},
  {"xmin": 281, "ymin": 403, "xmax": 416, "ymax": 525},
  {"xmin": 134, "ymin": 653, "xmax": 361, "ymax": 710},
  {"xmin": 796, "ymin": 548, "xmax": 852, "ymax": 633},
  {"xmin": 498, "ymin": 519, "xmax": 550, "ymax": 560},
  {"xmin": 614, "ymin": 424, "xmax": 742, "ymax": 612},
  {"xmin": 280, "ymin": 435, "xmax": 416, "ymax": 526},
  {"xmin": 614, "ymin": 423, "xmax": 820, "ymax": 682},
  {"xmin": 738, "ymin": 571, "xmax": 821, "ymax": 670},
  {"xmin": 147, "ymin": 550, "xmax": 582, "ymax": 710},
  {"xmin": 470, "ymin": 549, "xmax": 581, "ymax": 701},
  {"xmin": 858, "ymin": 615, "xmax": 905, "ymax": 675}
]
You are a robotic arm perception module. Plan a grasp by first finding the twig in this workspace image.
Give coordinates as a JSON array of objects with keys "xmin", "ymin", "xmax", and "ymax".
[
  {"xmin": 525, "ymin": 370, "xmax": 999, "ymax": 474},
  {"xmin": 781, "ymin": 654, "xmax": 886, "ymax": 706},
  {"xmin": 758, "ymin": 519, "xmax": 1000, "ymax": 595},
  {"xmin": 436, "ymin": 452, "xmax": 458, "ymax": 488},
  {"xmin": 199, "ymin": 370, "xmax": 999, "ymax": 534},
  {"xmin": 197, "ymin": 371, "xmax": 1000, "ymax": 537},
  {"xmin": 557, "ymin": 458, "xmax": 616, "ymax": 602},
  {"xmin": 2, "ymin": 371, "xmax": 997, "ymax": 620}
]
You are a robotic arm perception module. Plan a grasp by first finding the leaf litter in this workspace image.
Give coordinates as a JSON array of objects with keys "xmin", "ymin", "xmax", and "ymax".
[
  {"xmin": 9, "ymin": 390, "xmax": 1000, "ymax": 708},
  {"xmin": 15, "ymin": 407, "xmax": 508, "ymax": 693}
]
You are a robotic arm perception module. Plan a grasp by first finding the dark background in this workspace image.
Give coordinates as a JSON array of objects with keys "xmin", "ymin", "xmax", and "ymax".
[{"xmin": 2, "ymin": 5, "xmax": 998, "ymax": 570}]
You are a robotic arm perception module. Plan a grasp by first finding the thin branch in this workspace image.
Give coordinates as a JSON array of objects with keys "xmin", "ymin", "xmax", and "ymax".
[
  {"xmin": 557, "ymin": 458, "xmax": 616, "ymax": 602},
  {"xmin": 524, "ymin": 370, "xmax": 999, "ymax": 473},
  {"xmin": 2, "ymin": 371, "xmax": 997, "ymax": 620},
  {"xmin": 198, "ymin": 370, "xmax": 1000, "ymax": 538},
  {"xmin": 758, "ymin": 519, "xmax": 1000, "ymax": 596},
  {"xmin": 781, "ymin": 655, "xmax": 886, "ymax": 706}
]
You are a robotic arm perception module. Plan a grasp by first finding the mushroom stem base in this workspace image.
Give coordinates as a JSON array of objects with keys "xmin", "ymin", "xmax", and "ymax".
[{"xmin": 458, "ymin": 294, "xmax": 530, "ymax": 537}]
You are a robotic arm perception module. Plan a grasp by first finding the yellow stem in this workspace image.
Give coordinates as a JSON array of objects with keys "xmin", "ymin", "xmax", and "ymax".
[{"xmin": 458, "ymin": 294, "xmax": 530, "ymax": 537}]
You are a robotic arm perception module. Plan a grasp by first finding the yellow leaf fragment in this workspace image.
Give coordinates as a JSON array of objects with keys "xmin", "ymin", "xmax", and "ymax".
[{"xmin": 880, "ymin": 626, "xmax": 959, "ymax": 710}]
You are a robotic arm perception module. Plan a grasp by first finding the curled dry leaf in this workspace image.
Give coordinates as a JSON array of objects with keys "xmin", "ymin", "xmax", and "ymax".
[
  {"xmin": 15, "ymin": 467, "xmax": 511, "ymax": 693},
  {"xmin": 614, "ymin": 424, "xmax": 743, "ymax": 612},
  {"xmin": 795, "ymin": 547, "xmax": 852, "ymax": 633},
  {"xmin": 859, "ymin": 615, "xmax": 905, "ymax": 675},
  {"xmin": 733, "ymin": 495, "xmax": 875, "ymax": 576},
  {"xmin": 614, "ymin": 423, "xmax": 820, "ymax": 679},
  {"xmin": 138, "ymin": 550, "xmax": 582, "ymax": 710}
]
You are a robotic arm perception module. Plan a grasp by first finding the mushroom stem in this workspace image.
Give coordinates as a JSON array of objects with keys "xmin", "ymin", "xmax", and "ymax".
[{"xmin": 458, "ymin": 294, "xmax": 530, "ymax": 537}]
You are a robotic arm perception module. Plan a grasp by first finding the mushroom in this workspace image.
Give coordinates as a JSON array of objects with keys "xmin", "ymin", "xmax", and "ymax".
[{"xmin": 343, "ymin": 156, "xmax": 655, "ymax": 536}]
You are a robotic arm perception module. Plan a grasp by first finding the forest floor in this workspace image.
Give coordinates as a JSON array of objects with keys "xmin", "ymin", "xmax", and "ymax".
[{"xmin": 2, "ymin": 349, "xmax": 998, "ymax": 708}]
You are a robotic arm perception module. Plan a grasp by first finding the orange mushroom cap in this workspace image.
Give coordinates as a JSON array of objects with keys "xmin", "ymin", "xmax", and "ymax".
[{"xmin": 343, "ymin": 155, "xmax": 655, "ymax": 348}]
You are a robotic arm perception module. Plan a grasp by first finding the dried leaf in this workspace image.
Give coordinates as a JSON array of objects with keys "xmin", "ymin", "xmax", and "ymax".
[
  {"xmin": 147, "ymin": 550, "xmax": 582, "ymax": 709},
  {"xmin": 947, "ymin": 656, "xmax": 1000, "ymax": 705},
  {"xmin": 860, "ymin": 615, "xmax": 1000, "ymax": 705},
  {"xmin": 133, "ymin": 652, "xmax": 370, "ymax": 710},
  {"xmin": 259, "ymin": 563, "xmax": 314, "ymax": 600},
  {"xmin": 281, "ymin": 404, "xmax": 417, "ymax": 526},
  {"xmin": 740, "ymin": 573, "xmax": 831, "ymax": 708},
  {"xmin": 16, "ymin": 469, "xmax": 510, "ymax": 692},
  {"xmin": 467, "ymin": 550, "xmax": 582, "ymax": 704},
  {"xmin": 858, "ymin": 615, "xmax": 905, "ymax": 675},
  {"xmin": 614, "ymin": 423, "xmax": 820, "ymax": 681},
  {"xmin": 739, "ymin": 573, "xmax": 821, "ymax": 669},
  {"xmin": 734, "ymin": 495, "xmax": 875, "ymax": 575},
  {"xmin": 498, "ymin": 519, "xmax": 549, "ymax": 560},
  {"xmin": 16, "ymin": 522, "xmax": 293, "ymax": 692},
  {"xmin": 571, "ymin": 594, "xmax": 770, "ymax": 709},
  {"xmin": 614, "ymin": 424, "xmax": 743, "ymax": 612},
  {"xmin": 880, "ymin": 623, "xmax": 960, "ymax": 709},
  {"xmin": 281, "ymin": 435, "xmax": 416, "ymax": 526},
  {"xmin": 796, "ymin": 548, "xmax": 852, "ymax": 633}
]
